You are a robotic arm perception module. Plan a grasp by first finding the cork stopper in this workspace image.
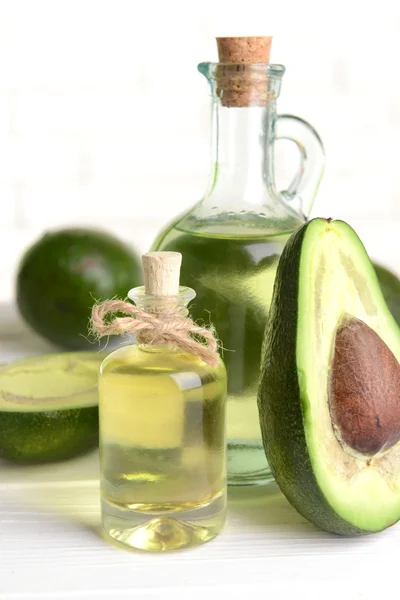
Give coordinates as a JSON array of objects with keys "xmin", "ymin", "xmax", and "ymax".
[
  {"xmin": 215, "ymin": 36, "xmax": 273, "ymax": 108},
  {"xmin": 216, "ymin": 36, "xmax": 272, "ymax": 64},
  {"xmin": 142, "ymin": 252, "xmax": 182, "ymax": 296}
]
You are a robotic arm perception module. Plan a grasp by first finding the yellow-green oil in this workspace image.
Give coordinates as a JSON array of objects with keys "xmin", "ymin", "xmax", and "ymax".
[
  {"xmin": 99, "ymin": 344, "xmax": 227, "ymax": 551},
  {"xmin": 153, "ymin": 226, "xmax": 291, "ymax": 485}
]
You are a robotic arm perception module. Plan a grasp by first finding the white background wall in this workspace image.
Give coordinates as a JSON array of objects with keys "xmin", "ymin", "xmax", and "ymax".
[{"xmin": 0, "ymin": 0, "xmax": 399, "ymax": 299}]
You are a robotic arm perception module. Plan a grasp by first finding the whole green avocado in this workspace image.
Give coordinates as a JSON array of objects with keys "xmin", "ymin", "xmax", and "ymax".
[{"xmin": 16, "ymin": 228, "xmax": 142, "ymax": 349}]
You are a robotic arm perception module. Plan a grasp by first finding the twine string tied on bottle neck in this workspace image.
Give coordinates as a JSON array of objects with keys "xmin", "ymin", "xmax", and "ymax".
[{"xmin": 91, "ymin": 299, "xmax": 220, "ymax": 367}]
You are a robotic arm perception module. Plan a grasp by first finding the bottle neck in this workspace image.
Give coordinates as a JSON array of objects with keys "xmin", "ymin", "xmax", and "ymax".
[
  {"xmin": 174, "ymin": 62, "xmax": 307, "ymax": 236},
  {"xmin": 128, "ymin": 286, "xmax": 196, "ymax": 318},
  {"xmin": 207, "ymin": 102, "xmax": 276, "ymax": 207}
]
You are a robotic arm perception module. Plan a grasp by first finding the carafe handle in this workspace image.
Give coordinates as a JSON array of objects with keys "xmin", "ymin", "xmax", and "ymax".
[{"xmin": 276, "ymin": 114, "xmax": 325, "ymax": 218}]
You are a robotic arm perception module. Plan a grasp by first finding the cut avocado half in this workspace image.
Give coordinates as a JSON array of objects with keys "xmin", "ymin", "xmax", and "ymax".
[
  {"xmin": 258, "ymin": 218, "xmax": 400, "ymax": 535},
  {"xmin": 0, "ymin": 351, "xmax": 104, "ymax": 463}
]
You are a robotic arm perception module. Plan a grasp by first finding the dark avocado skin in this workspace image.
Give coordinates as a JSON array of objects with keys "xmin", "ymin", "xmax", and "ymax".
[
  {"xmin": 258, "ymin": 220, "xmax": 367, "ymax": 536},
  {"xmin": 374, "ymin": 263, "xmax": 400, "ymax": 328},
  {"xmin": 0, "ymin": 406, "xmax": 98, "ymax": 463},
  {"xmin": 16, "ymin": 229, "xmax": 142, "ymax": 350}
]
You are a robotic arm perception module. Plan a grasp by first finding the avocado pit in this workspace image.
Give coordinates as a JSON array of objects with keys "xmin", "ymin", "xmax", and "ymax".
[{"xmin": 329, "ymin": 317, "xmax": 400, "ymax": 455}]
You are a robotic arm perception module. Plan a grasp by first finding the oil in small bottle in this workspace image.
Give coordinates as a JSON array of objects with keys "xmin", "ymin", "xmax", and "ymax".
[{"xmin": 98, "ymin": 252, "xmax": 227, "ymax": 551}]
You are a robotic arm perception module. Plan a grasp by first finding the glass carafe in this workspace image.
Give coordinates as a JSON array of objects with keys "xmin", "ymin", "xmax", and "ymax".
[{"xmin": 152, "ymin": 62, "xmax": 324, "ymax": 485}]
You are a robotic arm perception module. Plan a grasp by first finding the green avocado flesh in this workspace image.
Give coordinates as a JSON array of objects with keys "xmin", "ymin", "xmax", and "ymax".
[
  {"xmin": 258, "ymin": 218, "xmax": 400, "ymax": 535},
  {"xmin": 0, "ymin": 352, "xmax": 103, "ymax": 463}
]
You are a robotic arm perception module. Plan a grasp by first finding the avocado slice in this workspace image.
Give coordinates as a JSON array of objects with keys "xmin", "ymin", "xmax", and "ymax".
[
  {"xmin": 0, "ymin": 351, "xmax": 104, "ymax": 463},
  {"xmin": 258, "ymin": 218, "xmax": 400, "ymax": 535}
]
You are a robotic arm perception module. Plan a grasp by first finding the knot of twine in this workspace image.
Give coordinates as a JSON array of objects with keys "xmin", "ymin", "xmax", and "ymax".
[{"xmin": 91, "ymin": 299, "xmax": 220, "ymax": 367}]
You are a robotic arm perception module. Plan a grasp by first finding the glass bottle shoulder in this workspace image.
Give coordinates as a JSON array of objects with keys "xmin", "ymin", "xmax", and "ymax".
[
  {"xmin": 153, "ymin": 202, "xmax": 305, "ymax": 244},
  {"xmin": 100, "ymin": 342, "xmax": 226, "ymax": 382}
]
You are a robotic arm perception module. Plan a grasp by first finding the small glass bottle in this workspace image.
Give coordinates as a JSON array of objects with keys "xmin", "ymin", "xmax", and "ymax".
[{"xmin": 98, "ymin": 252, "xmax": 227, "ymax": 551}]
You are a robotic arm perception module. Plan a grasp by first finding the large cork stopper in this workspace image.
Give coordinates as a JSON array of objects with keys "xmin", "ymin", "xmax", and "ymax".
[
  {"xmin": 215, "ymin": 36, "xmax": 273, "ymax": 108},
  {"xmin": 142, "ymin": 251, "xmax": 182, "ymax": 296},
  {"xmin": 216, "ymin": 37, "xmax": 272, "ymax": 64}
]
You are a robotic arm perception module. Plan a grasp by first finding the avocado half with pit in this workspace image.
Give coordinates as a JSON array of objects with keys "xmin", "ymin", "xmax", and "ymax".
[{"xmin": 258, "ymin": 218, "xmax": 400, "ymax": 535}]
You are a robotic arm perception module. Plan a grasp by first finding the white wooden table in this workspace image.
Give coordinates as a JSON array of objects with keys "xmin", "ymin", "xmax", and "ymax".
[{"xmin": 0, "ymin": 304, "xmax": 399, "ymax": 600}]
